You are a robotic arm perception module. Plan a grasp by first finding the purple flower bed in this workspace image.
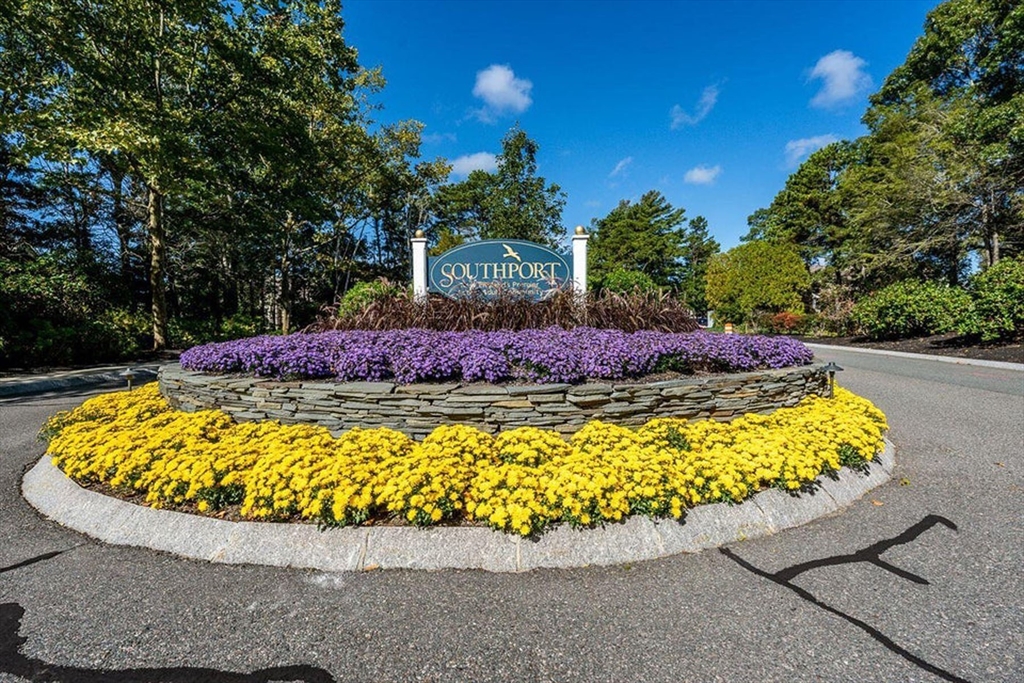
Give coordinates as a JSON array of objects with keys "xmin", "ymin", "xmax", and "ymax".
[{"xmin": 180, "ymin": 328, "xmax": 813, "ymax": 384}]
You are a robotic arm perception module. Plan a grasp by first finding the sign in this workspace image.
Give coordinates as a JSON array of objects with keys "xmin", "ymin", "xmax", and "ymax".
[{"xmin": 428, "ymin": 239, "xmax": 571, "ymax": 299}]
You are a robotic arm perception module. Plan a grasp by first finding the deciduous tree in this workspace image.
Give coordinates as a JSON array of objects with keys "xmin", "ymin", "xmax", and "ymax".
[
  {"xmin": 705, "ymin": 241, "xmax": 810, "ymax": 324},
  {"xmin": 871, "ymin": 0, "xmax": 1023, "ymax": 266},
  {"xmin": 2, "ymin": 0, "xmax": 387, "ymax": 347}
]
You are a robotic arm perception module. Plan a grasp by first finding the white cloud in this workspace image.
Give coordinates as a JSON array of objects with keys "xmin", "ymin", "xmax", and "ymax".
[
  {"xmin": 808, "ymin": 50, "xmax": 872, "ymax": 108},
  {"xmin": 785, "ymin": 134, "xmax": 839, "ymax": 166},
  {"xmin": 472, "ymin": 64, "xmax": 532, "ymax": 122},
  {"xmin": 670, "ymin": 85, "xmax": 719, "ymax": 129},
  {"xmin": 609, "ymin": 156, "xmax": 633, "ymax": 178},
  {"xmin": 450, "ymin": 152, "xmax": 497, "ymax": 176},
  {"xmin": 683, "ymin": 164, "xmax": 721, "ymax": 185}
]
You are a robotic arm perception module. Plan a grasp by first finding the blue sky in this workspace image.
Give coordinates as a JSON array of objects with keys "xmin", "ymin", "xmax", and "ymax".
[{"xmin": 344, "ymin": 0, "xmax": 940, "ymax": 250}]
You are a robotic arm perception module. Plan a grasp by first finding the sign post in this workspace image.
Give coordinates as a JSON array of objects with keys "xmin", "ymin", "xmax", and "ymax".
[
  {"xmin": 572, "ymin": 225, "xmax": 588, "ymax": 295},
  {"xmin": 411, "ymin": 229, "xmax": 428, "ymax": 302}
]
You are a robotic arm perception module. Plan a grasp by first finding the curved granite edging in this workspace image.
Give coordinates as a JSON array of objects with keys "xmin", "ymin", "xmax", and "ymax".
[
  {"xmin": 22, "ymin": 439, "xmax": 894, "ymax": 572},
  {"xmin": 159, "ymin": 364, "xmax": 828, "ymax": 438}
]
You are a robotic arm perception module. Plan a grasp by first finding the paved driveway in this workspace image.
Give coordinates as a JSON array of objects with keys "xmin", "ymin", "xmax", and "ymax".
[{"xmin": 1, "ymin": 353, "xmax": 1021, "ymax": 682}]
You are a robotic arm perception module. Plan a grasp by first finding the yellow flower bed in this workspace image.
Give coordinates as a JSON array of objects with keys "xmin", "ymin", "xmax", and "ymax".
[{"xmin": 43, "ymin": 383, "xmax": 887, "ymax": 536}]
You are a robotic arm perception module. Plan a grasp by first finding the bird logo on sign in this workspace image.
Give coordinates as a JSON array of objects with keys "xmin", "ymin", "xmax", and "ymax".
[{"xmin": 502, "ymin": 244, "xmax": 522, "ymax": 261}]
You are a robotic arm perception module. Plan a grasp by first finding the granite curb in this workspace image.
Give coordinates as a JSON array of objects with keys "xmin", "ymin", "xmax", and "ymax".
[
  {"xmin": 0, "ymin": 364, "xmax": 165, "ymax": 398},
  {"xmin": 21, "ymin": 440, "xmax": 895, "ymax": 572},
  {"xmin": 805, "ymin": 343, "xmax": 1024, "ymax": 371}
]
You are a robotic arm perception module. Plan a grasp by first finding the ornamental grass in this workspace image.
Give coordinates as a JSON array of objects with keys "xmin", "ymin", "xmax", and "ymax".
[
  {"xmin": 310, "ymin": 287, "xmax": 700, "ymax": 334},
  {"xmin": 44, "ymin": 384, "xmax": 887, "ymax": 537}
]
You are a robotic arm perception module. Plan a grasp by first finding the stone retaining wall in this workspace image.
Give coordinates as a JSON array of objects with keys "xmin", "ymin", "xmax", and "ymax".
[{"xmin": 159, "ymin": 365, "xmax": 828, "ymax": 439}]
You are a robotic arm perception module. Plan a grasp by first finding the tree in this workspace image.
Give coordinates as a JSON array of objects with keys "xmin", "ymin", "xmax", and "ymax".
[
  {"xmin": 872, "ymin": 0, "xmax": 1024, "ymax": 266},
  {"xmin": 9, "ymin": 0, "xmax": 228, "ymax": 347},
  {"xmin": 3, "ymin": 0, "xmax": 376, "ymax": 348},
  {"xmin": 705, "ymin": 241, "xmax": 810, "ymax": 325},
  {"xmin": 743, "ymin": 0, "xmax": 1023, "ymax": 299},
  {"xmin": 743, "ymin": 142, "xmax": 855, "ymax": 273},
  {"xmin": 431, "ymin": 126, "xmax": 566, "ymax": 246},
  {"xmin": 356, "ymin": 123, "xmax": 450, "ymax": 280},
  {"xmin": 1, "ymin": 0, "xmax": 444, "ymax": 365},
  {"xmin": 588, "ymin": 190, "xmax": 687, "ymax": 288},
  {"xmin": 430, "ymin": 170, "xmax": 491, "ymax": 243},
  {"xmin": 0, "ymin": 14, "xmax": 55, "ymax": 258},
  {"xmin": 841, "ymin": 91, "xmax": 979, "ymax": 287},
  {"xmin": 678, "ymin": 216, "xmax": 720, "ymax": 314},
  {"xmin": 0, "ymin": 139, "xmax": 43, "ymax": 257}
]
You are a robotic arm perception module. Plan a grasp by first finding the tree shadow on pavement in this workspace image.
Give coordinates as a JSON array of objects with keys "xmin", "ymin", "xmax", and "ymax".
[{"xmin": 722, "ymin": 514, "xmax": 967, "ymax": 683}]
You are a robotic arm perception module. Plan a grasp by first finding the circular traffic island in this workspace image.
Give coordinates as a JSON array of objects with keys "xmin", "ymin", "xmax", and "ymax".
[{"xmin": 26, "ymin": 329, "xmax": 893, "ymax": 571}]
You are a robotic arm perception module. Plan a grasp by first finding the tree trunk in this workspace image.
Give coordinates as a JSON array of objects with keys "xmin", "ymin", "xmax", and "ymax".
[
  {"xmin": 947, "ymin": 240, "xmax": 960, "ymax": 287},
  {"xmin": 279, "ymin": 247, "xmax": 291, "ymax": 335},
  {"xmin": 981, "ymin": 198, "xmax": 1001, "ymax": 268},
  {"xmin": 278, "ymin": 214, "xmax": 294, "ymax": 335},
  {"xmin": 148, "ymin": 185, "xmax": 168, "ymax": 349},
  {"xmin": 108, "ymin": 163, "xmax": 135, "ymax": 300},
  {"xmin": 280, "ymin": 303, "xmax": 291, "ymax": 335},
  {"xmin": 148, "ymin": 8, "xmax": 168, "ymax": 350}
]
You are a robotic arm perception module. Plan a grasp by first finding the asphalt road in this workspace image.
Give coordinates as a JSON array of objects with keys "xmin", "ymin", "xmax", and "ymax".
[{"xmin": 1, "ymin": 352, "xmax": 1022, "ymax": 683}]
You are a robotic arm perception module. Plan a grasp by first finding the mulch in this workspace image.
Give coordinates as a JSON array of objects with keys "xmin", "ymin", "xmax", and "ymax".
[{"xmin": 798, "ymin": 332, "xmax": 1024, "ymax": 364}]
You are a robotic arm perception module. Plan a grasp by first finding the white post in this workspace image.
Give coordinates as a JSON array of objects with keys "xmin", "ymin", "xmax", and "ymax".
[
  {"xmin": 571, "ymin": 226, "xmax": 589, "ymax": 295},
  {"xmin": 411, "ymin": 230, "xmax": 428, "ymax": 301}
]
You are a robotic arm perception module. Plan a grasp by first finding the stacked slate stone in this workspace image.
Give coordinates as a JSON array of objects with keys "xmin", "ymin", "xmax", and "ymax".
[{"xmin": 160, "ymin": 365, "xmax": 828, "ymax": 440}]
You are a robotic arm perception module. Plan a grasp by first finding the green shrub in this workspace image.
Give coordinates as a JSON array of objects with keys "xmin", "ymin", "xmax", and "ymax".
[
  {"xmin": 853, "ymin": 280, "xmax": 975, "ymax": 340},
  {"xmin": 599, "ymin": 269, "xmax": 660, "ymax": 295},
  {"xmin": 89, "ymin": 308, "xmax": 152, "ymax": 359},
  {"xmin": 220, "ymin": 313, "xmax": 265, "ymax": 340},
  {"xmin": 168, "ymin": 318, "xmax": 217, "ymax": 350},
  {"xmin": 0, "ymin": 306, "xmax": 149, "ymax": 367},
  {"xmin": 0, "ymin": 255, "xmax": 145, "ymax": 366},
  {"xmin": 335, "ymin": 279, "xmax": 403, "ymax": 319},
  {"xmin": 959, "ymin": 257, "xmax": 1024, "ymax": 342},
  {"xmin": 11, "ymin": 319, "xmax": 79, "ymax": 366},
  {"xmin": 169, "ymin": 313, "xmax": 269, "ymax": 349}
]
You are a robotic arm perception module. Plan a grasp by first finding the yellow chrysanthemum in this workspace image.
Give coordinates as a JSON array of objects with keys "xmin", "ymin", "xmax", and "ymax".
[{"xmin": 43, "ymin": 382, "xmax": 886, "ymax": 536}]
